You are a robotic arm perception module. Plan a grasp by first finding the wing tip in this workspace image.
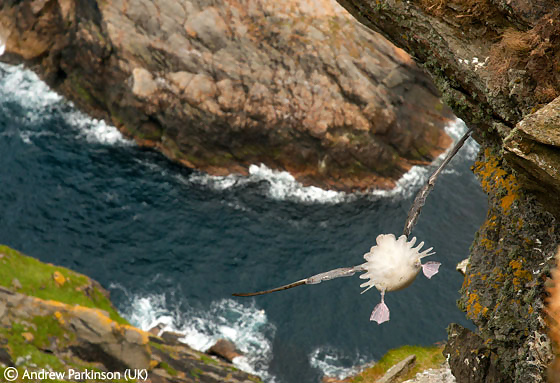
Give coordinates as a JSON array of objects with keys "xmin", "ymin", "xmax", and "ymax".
[{"xmin": 232, "ymin": 291, "xmax": 261, "ymax": 297}]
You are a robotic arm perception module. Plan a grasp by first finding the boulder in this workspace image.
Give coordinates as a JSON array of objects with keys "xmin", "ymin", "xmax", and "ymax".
[
  {"xmin": 0, "ymin": 245, "xmax": 263, "ymax": 383},
  {"xmin": 208, "ymin": 339, "xmax": 242, "ymax": 363},
  {"xmin": 455, "ymin": 259, "xmax": 469, "ymax": 276},
  {"xmin": 160, "ymin": 331, "xmax": 185, "ymax": 345},
  {"xmin": 0, "ymin": 286, "xmax": 151, "ymax": 371},
  {"xmin": 377, "ymin": 354, "xmax": 416, "ymax": 383},
  {"xmin": 0, "ymin": 0, "xmax": 453, "ymax": 191},
  {"xmin": 504, "ymin": 96, "xmax": 560, "ymax": 215},
  {"xmin": 0, "ymin": 347, "xmax": 13, "ymax": 367}
]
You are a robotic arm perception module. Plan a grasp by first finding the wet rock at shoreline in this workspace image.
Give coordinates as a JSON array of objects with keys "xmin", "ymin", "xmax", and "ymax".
[
  {"xmin": 0, "ymin": 0, "xmax": 453, "ymax": 191},
  {"xmin": 0, "ymin": 245, "xmax": 262, "ymax": 383},
  {"xmin": 208, "ymin": 339, "xmax": 243, "ymax": 363}
]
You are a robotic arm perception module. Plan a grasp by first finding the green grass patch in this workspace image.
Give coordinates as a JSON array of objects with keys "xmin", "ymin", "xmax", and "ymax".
[
  {"xmin": 0, "ymin": 315, "xmax": 134, "ymax": 381},
  {"xmin": 0, "ymin": 245, "xmax": 128, "ymax": 324},
  {"xmin": 189, "ymin": 367, "xmax": 203, "ymax": 379},
  {"xmin": 158, "ymin": 361, "xmax": 178, "ymax": 376},
  {"xmin": 28, "ymin": 315, "xmax": 75, "ymax": 350},
  {"xmin": 149, "ymin": 341, "xmax": 165, "ymax": 351},
  {"xmin": 199, "ymin": 354, "xmax": 219, "ymax": 366},
  {"xmin": 0, "ymin": 320, "xmax": 66, "ymax": 372},
  {"xmin": 351, "ymin": 344, "xmax": 445, "ymax": 382}
]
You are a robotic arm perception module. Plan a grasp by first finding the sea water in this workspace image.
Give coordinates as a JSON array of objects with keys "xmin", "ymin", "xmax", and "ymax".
[{"xmin": 0, "ymin": 62, "xmax": 487, "ymax": 382}]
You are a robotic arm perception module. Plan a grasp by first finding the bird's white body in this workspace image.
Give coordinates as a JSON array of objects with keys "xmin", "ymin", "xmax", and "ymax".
[
  {"xmin": 359, "ymin": 234, "xmax": 439, "ymax": 323},
  {"xmin": 359, "ymin": 234, "xmax": 429, "ymax": 293}
]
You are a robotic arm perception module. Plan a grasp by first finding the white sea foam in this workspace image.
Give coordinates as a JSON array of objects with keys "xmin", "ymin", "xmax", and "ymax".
[
  {"xmin": 309, "ymin": 346, "xmax": 369, "ymax": 380},
  {"xmin": 371, "ymin": 118, "xmax": 479, "ymax": 199},
  {"xmin": 0, "ymin": 62, "xmax": 131, "ymax": 146},
  {"xmin": 117, "ymin": 291, "xmax": 277, "ymax": 382},
  {"xmin": 188, "ymin": 171, "xmax": 251, "ymax": 191},
  {"xmin": 444, "ymin": 118, "xmax": 479, "ymax": 161},
  {"xmin": 248, "ymin": 164, "xmax": 352, "ymax": 203},
  {"xmin": 188, "ymin": 118, "xmax": 478, "ymax": 203},
  {"xmin": 0, "ymin": 62, "xmax": 62, "ymax": 120},
  {"xmin": 17, "ymin": 130, "xmax": 58, "ymax": 145},
  {"xmin": 189, "ymin": 163, "xmax": 354, "ymax": 204},
  {"xmin": 0, "ymin": 43, "xmax": 5, "ymax": 57},
  {"xmin": 64, "ymin": 109, "xmax": 133, "ymax": 146}
]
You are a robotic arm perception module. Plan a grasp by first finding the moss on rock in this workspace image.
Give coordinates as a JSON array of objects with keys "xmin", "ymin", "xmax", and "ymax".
[
  {"xmin": 350, "ymin": 345, "xmax": 445, "ymax": 382},
  {"xmin": 0, "ymin": 245, "xmax": 127, "ymax": 324},
  {"xmin": 0, "ymin": 245, "xmax": 262, "ymax": 383},
  {"xmin": 450, "ymin": 147, "xmax": 558, "ymax": 382}
]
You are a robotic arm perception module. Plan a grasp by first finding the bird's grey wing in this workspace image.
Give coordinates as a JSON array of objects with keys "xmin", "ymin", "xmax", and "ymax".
[
  {"xmin": 232, "ymin": 265, "xmax": 365, "ymax": 297},
  {"xmin": 403, "ymin": 127, "xmax": 473, "ymax": 237},
  {"xmin": 305, "ymin": 265, "xmax": 365, "ymax": 284}
]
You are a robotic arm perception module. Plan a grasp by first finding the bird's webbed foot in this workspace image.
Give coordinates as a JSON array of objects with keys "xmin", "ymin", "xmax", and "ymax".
[
  {"xmin": 422, "ymin": 261, "xmax": 441, "ymax": 279},
  {"xmin": 370, "ymin": 290, "xmax": 390, "ymax": 324}
]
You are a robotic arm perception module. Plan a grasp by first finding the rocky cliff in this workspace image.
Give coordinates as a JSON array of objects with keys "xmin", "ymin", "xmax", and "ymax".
[
  {"xmin": 0, "ymin": 245, "xmax": 261, "ymax": 383},
  {"xmin": 0, "ymin": 0, "xmax": 453, "ymax": 191},
  {"xmin": 3, "ymin": 0, "xmax": 559, "ymax": 381},
  {"xmin": 322, "ymin": 0, "xmax": 560, "ymax": 381}
]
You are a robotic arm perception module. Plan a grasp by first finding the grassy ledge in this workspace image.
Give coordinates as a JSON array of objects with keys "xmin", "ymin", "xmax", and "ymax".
[
  {"xmin": 0, "ymin": 245, "xmax": 128, "ymax": 325},
  {"xmin": 351, "ymin": 344, "xmax": 445, "ymax": 382}
]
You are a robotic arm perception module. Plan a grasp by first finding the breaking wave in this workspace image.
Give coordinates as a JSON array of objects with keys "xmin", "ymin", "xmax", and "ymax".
[
  {"xmin": 114, "ymin": 289, "xmax": 277, "ymax": 382},
  {"xmin": 370, "ymin": 118, "xmax": 478, "ymax": 199},
  {"xmin": 309, "ymin": 346, "xmax": 369, "ymax": 380},
  {"xmin": 189, "ymin": 118, "xmax": 478, "ymax": 203},
  {"xmin": 0, "ymin": 62, "xmax": 131, "ymax": 146},
  {"xmin": 0, "ymin": 62, "xmax": 478, "ymax": 204},
  {"xmin": 189, "ymin": 163, "xmax": 354, "ymax": 204}
]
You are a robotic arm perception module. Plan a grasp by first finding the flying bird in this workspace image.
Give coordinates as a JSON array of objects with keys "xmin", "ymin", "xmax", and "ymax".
[{"xmin": 233, "ymin": 128, "xmax": 473, "ymax": 324}]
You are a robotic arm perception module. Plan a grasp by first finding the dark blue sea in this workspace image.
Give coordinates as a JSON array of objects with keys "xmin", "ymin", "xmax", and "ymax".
[{"xmin": 0, "ymin": 62, "xmax": 487, "ymax": 382}]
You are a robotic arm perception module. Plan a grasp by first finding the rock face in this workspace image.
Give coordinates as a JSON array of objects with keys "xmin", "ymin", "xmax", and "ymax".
[
  {"xmin": 0, "ymin": 245, "xmax": 260, "ymax": 383},
  {"xmin": 323, "ymin": 0, "xmax": 560, "ymax": 381},
  {"xmin": 0, "ymin": 0, "xmax": 452, "ymax": 191},
  {"xmin": 0, "ymin": 286, "xmax": 152, "ymax": 371},
  {"xmin": 208, "ymin": 339, "xmax": 242, "ymax": 363},
  {"xmin": 377, "ymin": 354, "xmax": 416, "ymax": 383}
]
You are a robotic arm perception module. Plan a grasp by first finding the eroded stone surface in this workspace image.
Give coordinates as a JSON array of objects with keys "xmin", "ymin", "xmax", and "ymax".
[
  {"xmin": 0, "ymin": 286, "xmax": 260, "ymax": 382},
  {"xmin": 317, "ymin": 1, "xmax": 560, "ymax": 381},
  {"xmin": 0, "ymin": 0, "xmax": 452, "ymax": 191}
]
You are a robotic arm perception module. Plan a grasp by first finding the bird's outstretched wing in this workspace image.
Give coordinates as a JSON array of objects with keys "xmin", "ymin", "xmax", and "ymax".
[
  {"xmin": 233, "ymin": 265, "xmax": 365, "ymax": 297},
  {"xmin": 403, "ymin": 127, "xmax": 473, "ymax": 237}
]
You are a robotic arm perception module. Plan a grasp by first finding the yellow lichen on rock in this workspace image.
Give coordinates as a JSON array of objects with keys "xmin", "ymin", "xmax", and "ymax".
[
  {"xmin": 466, "ymin": 290, "xmax": 489, "ymax": 319},
  {"xmin": 52, "ymin": 271, "xmax": 66, "ymax": 287},
  {"xmin": 21, "ymin": 332, "xmax": 34, "ymax": 342},
  {"xmin": 473, "ymin": 148, "xmax": 520, "ymax": 214},
  {"xmin": 509, "ymin": 259, "xmax": 532, "ymax": 288},
  {"xmin": 54, "ymin": 310, "xmax": 65, "ymax": 325}
]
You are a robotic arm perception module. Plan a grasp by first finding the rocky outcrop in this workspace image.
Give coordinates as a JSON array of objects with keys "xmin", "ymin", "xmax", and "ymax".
[
  {"xmin": 402, "ymin": 365, "xmax": 455, "ymax": 383},
  {"xmin": 323, "ymin": 0, "xmax": 560, "ymax": 381},
  {"xmin": 0, "ymin": 0, "xmax": 452, "ymax": 191},
  {"xmin": 547, "ymin": 248, "xmax": 560, "ymax": 382},
  {"xmin": 0, "ymin": 245, "xmax": 260, "ymax": 383},
  {"xmin": 0, "ymin": 286, "xmax": 152, "ymax": 371},
  {"xmin": 344, "ymin": 345, "xmax": 447, "ymax": 383},
  {"xmin": 208, "ymin": 339, "xmax": 242, "ymax": 363},
  {"xmin": 377, "ymin": 355, "xmax": 416, "ymax": 383},
  {"xmin": 504, "ymin": 96, "xmax": 560, "ymax": 214}
]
